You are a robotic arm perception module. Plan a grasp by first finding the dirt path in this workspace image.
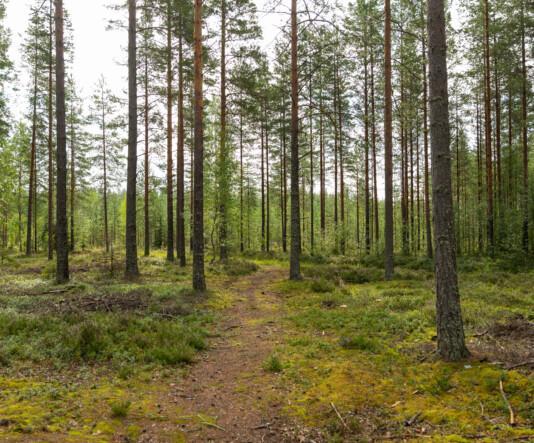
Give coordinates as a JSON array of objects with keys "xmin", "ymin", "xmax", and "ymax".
[{"xmin": 139, "ymin": 267, "xmax": 319, "ymax": 443}]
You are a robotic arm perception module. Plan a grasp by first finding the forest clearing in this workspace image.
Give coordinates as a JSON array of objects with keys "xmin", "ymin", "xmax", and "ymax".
[{"xmin": 0, "ymin": 0, "xmax": 532, "ymax": 441}]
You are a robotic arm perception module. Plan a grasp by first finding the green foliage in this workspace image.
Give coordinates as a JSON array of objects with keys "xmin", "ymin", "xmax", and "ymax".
[
  {"xmin": 427, "ymin": 368, "xmax": 454, "ymax": 395},
  {"xmin": 110, "ymin": 400, "xmax": 131, "ymax": 418},
  {"xmin": 221, "ymin": 259, "xmax": 259, "ymax": 276},
  {"xmin": 263, "ymin": 354, "xmax": 283, "ymax": 373},
  {"xmin": 310, "ymin": 278, "xmax": 335, "ymax": 293},
  {"xmin": 0, "ymin": 311, "xmax": 207, "ymax": 366},
  {"xmin": 339, "ymin": 335, "xmax": 379, "ymax": 352}
]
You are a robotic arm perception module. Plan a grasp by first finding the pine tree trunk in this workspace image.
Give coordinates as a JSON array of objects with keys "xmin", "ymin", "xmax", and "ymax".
[
  {"xmin": 26, "ymin": 42, "xmax": 38, "ymax": 257},
  {"xmin": 240, "ymin": 107, "xmax": 244, "ymax": 252},
  {"xmin": 219, "ymin": 0, "xmax": 228, "ymax": 261},
  {"xmin": 422, "ymin": 28, "xmax": 433, "ymax": 259},
  {"xmin": 520, "ymin": 3, "xmax": 528, "ymax": 252},
  {"xmin": 102, "ymin": 95, "xmax": 110, "ymax": 254},
  {"xmin": 483, "ymin": 0, "xmax": 494, "ymax": 253},
  {"xmin": 266, "ymin": 110, "xmax": 270, "ymax": 252},
  {"xmin": 370, "ymin": 50, "xmax": 379, "ymax": 245},
  {"xmin": 48, "ymin": 0, "xmax": 54, "ymax": 261},
  {"xmin": 54, "ymin": 0, "xmax": 69, "ymax": 284},
  {"xmin": 125, "ymin": 0, "xmax": 139, "ymax": 278},
  {"xmin": 364, "ymin": 52, "xmax": 370, "ymax": 254},
  {"xmin": 384, "ymin": 0, "xmax": 394, "ymax": 279},
  {"xmin": 289, "ymin": 0, "xmax": 301, "ymax": 280},
  {"xmin": 176, "ymin": 18, "xmax": 186, "ymax": 266},
  {"xmin": 427, "ymin": 0, "xmax": 469, "ymax": 361},
  {"xmin": 260, "ymin": 121, "xmax": 265, "ymax": 251},
  {"xmin": 309, "ymin": 72, "xmax": 314, "ymax": 253},
  {"xmin": 319, "ymin": 81, "xmax": 325, "ymax": 241},
  {"xmin": 166, "ymin": 4, "xmax": 174, "ymax": 262},
  {"xmin": 69, "ymin": 100, "xmax": 75, "ymax": 252},
  {"xmin": 192, "ymin": 0, "xmax": 206, "ymax": 291},
  {"xmin": 282, "ymin": 103, "xmax": 288, "ymax": 253},
  {"xmin": 144, "ymin": 38, "xmax": 150, "ymax": 257}
]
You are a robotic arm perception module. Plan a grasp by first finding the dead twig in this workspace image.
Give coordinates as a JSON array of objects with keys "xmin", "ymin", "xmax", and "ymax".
[
  {"xmin": 200, "ymin": 420, "xmax": 225, "ymax": 431},
  {"xmin": 472, "ymin": 329, "xmax": 489, "ymax": 338},
  {"xmin": 506, "ymin": 360, "xmax": 534, "ymax": 370},
  {"xmin": 499, "ymin": 379, "xmax": 516, "ymax": 426},
  {"xmin": 330, "ymin": 402, "xmax": 349, "ymax": 430},
  {"xmin": 252, "ymin": 423, "xmax": 271, "ymax": 430},
  {"xmin": 404, "ymin": 412, "xmax": 422, "ymax": 427}
]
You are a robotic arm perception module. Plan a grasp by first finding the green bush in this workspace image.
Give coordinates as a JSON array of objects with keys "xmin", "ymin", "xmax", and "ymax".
[
  {"xmin": 340, "ymin": 267, "xmax": 381, "ymax": 284},
  {"xmin": 222, "ymin": 259, "xmax": 259, "ymax": 276},
  {"xmin": 310, "ymin": 278, "xmax": 336, "ymax": 293}
]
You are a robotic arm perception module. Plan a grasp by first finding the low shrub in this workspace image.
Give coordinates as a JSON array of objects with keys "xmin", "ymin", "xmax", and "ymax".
[
  {"xmin": 310, "ymin": 278, "xmax": 336, "ymax": 293},
  {"xmin": 263, "ymin": 354, "xmax": 283, "ymax": 373},
  {"xmin": 221, "ymin": 259, "xmax": 259, "ymax": 276},
  {"xmin": 110, "ymin": 400, "xmax": 131, "ymax": 418}
]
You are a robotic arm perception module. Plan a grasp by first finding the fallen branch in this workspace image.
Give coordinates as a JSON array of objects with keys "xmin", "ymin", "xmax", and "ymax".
[
  {"xmin": 499, "ymin": 380, "xmax": 516, "ymax": 426},
  {"xmin": 198, "ymin": 415, "xmax": 225, "ymax": 431},
  {"xmin": 472, "ymin": 329, "xmax": 489, "ymax": 338},
  {"xmin": 506, "ymin": 360, "xmax": 534, "ymax": 370},
  {"xmin": 252, "ymin": 423, "xmax": 271, "ymax": 430},
  {"xmin": 330, "ymin": 402, "xmax": 349, "ymax": 430}
]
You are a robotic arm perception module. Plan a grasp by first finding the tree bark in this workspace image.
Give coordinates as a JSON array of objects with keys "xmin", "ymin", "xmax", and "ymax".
[
  {"xmin": 192, "ymin": 0, "xmax": 206, "ymax": 291},
  {"xmin": 289, "ymin": 0, "xmax": 301, "ymax": 280},
  {"xmin": 384, "ymin": 0, "xmax": 394, "ymax": 279},
  {"xmin": 219, "ymin": 0, "xmax": 228, "ymax": 260},
  {"xmin": 69, "ymin": 98, "xmax": 75, "ymax": 252},
  {"xmin": 144, "ymin": 4, "xmax": 150, "ymax": 257},
  {"xmin": 26, "ymin": 39, "xmax": 38, "ymax": 257},
  {"xmin": 101, "ymin": 88, "xmax": 110, "ymax": 254},
  {"xmin": 422, "ymin": 30, "xmax": 433, "ymax": 258},
  {"xmin": 370, "ymin": 50, "xmax": 379, "ymax": 245},
  {"xmin": 427, "ymin": 0, "xmax": 469, "ymax": 361},
  {"xmin": 483, "ymin": 0, "xmax": 494, "ymax": 253},
  {"xmin": 520, "ymin": 3, "xmax": 528, "ymax": 252},
  {"xmin": 48, "ymin": 0, "xmax": 54, "ymax": 261},
  {"xmin": 364, "ymin": 50, "xmax": 370, "ymax": 254},
  {"xmin": 54, "ymin": 0, "xmax": 69, "ymax": 283},
  {"xmin": 166, "ymin": 3, "xmax": 174, "ymax": 262},
  {"xmin": 125, "ymin": 0, "xmax": 139, "ymax": 278},
  {"xmin": 176, "ymin": 16, "xmax": 186, "ymax": 266}
]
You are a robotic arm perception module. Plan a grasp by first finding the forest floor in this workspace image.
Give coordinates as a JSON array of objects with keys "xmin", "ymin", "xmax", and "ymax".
[{"xmin": 0, "ymin": 251, "xmax": 532, "ymax": 442}]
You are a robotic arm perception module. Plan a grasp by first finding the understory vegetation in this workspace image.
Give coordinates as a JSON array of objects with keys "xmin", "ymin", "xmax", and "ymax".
[{"xmin": 0, "ymin": 251, "xmax": 531, "ymax": 441}]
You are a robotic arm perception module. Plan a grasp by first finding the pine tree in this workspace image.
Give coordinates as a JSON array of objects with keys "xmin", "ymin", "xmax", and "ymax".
[{"xmin": 427, "ymin": 0, "xmax": 469, "ymax": 361}]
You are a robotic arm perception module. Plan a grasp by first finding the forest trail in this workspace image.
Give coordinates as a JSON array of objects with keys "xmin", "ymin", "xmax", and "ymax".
[{"xmin": 139, "ymin": 266, "xmax": 313, "ymax": 443}]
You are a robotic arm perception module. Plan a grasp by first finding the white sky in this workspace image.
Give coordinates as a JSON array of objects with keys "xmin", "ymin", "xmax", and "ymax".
[
  {"xmin": 6, "ymin": 0, "xmax": 126, "ymax": 112},
  {"xmin": 5, "ymin": 0, "xmax": 286, "ymax": 117}
]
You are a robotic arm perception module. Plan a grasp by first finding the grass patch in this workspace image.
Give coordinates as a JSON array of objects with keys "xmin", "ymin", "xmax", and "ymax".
[
  {"xmin": 339, "ymin": 335, "xmax": 379, "ymax": 352},
  {"xmin": 110, "ymin": 400, "xmax": 131, "ymax": 418},
  {"xmin": 263, "ymin": 354, "xmax": 283, "ymax": 373}
]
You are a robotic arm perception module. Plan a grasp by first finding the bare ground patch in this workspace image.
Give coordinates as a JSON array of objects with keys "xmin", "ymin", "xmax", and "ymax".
[{"xmin": 470, "ymin": 315, "xmax": 534, "ymax": 370}]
